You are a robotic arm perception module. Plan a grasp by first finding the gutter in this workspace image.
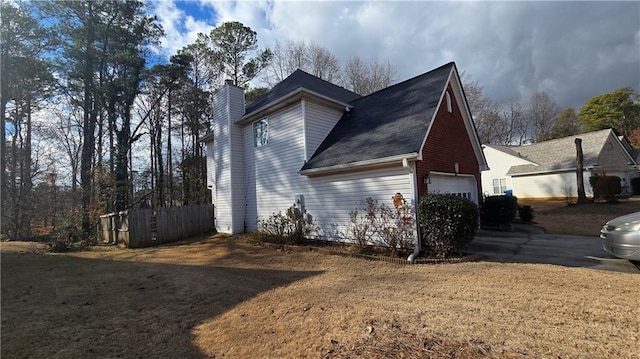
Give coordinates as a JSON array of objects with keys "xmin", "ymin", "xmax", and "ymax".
[
  {"xmin": 509, "ymin": 167, "xmax": 588, "ymax": 177},
  {"xmin": 238, "ymin": 88, "xmax": 353, "ymax": 125},
  {"xmin": 402, "ymin": 158, "xmax": 421, "ymax": 262},
  {"xmin": 299, "ymin": 153, "xmax": 419, "ymax": 176}
]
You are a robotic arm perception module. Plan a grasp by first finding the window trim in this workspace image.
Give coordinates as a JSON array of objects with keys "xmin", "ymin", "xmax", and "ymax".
[
  {"xmin": 492, "ymin": 178, "xmax": 508, "ymax": 195},
  {"xmin": 253, "ymin": 117, "xmax": 269, "ymax": 147}
]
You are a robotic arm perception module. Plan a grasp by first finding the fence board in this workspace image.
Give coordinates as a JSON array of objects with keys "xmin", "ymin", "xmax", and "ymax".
[{"xmin": 96, "ymin": 204, "xmax": 214, "ymax": 248}]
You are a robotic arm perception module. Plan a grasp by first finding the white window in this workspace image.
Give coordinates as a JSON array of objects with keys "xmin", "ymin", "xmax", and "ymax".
[
  {"xmin": 445, "ymin": 91, "xmax": 453, "ymax": 113},
  {"xmin": 492, "ymin": 178, "xmax": 508, "ymax": 194},
  {"xmin": 253, "ymin": 118, "xmax": 268, "ymax": 147}
]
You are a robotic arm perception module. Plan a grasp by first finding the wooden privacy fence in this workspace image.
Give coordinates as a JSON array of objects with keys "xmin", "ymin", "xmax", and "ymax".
[{"xmin": 98, "ymin": 204, "xmax": 214, "ymax": 248}]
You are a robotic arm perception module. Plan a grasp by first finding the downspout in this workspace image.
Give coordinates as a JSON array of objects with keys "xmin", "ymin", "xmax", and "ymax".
[{"xmin": 402, "ymin": 158, "xmax": 421, "ymax": 262}]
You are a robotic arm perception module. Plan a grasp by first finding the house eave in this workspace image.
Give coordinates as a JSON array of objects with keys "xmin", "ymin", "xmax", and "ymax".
[
  {"xmin": 299, "ymin": 153, "xmax": 419, "ymax": 177},
  {"xmin": 238, "ymin": 88, "xmax": 353, "ymax": 125},
  {"xmin": 483, "ymin": 144, "xmax": 537, "ymax": 166},
  {"xmin": 200, "ymin": 132, "xmax": 214, "ymax": 143},
  {"xmin": 510, "ymin": 169, "xmax": 574, "ymax": 177}
]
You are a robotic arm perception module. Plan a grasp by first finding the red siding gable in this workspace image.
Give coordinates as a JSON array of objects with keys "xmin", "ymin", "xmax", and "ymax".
[{"xmin": 415, "ymin": 84, "xmax": 481, "ymax": 198}]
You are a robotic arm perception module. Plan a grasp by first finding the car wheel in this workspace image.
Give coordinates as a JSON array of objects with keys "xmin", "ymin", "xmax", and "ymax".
[{"xmin": 631, "ymin": 260, "xmax": 640, "ymax": 270}]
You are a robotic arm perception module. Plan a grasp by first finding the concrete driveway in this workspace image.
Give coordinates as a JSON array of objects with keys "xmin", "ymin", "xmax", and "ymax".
[{"xmin": 470, "ymin": 225, "xmax": 639, "ymax": 273}]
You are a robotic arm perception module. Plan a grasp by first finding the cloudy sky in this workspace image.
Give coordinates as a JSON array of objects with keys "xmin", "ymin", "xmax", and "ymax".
[{"xmin": 147, "ymin": 1, "xmax": 640, "ymax": 109}]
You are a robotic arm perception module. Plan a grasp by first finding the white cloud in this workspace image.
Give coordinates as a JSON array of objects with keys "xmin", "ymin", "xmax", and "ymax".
[
  {"xmin": 148, "ymin": 1, "xmax": 215, "ymax": 57},
  {"xmin": 148, "ymin": 0, "xmax": 639, "ymax": 109}
]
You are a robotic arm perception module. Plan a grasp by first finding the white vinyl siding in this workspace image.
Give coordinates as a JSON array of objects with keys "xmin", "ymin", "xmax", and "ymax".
[
  {"xmin": 304, "ymin": 167, "xmax": 414, "ymax": 241},
  {"xmin": 304, "ymin": 100, "xmax": 343, "ymax": 159},
  {"xmin": 211, "ymin": 84, "xmax": 245, "ymax": 233},
  {"xmin": 511, "ymin": 172, "xmax": 594, "ymax": 198},
  {"xmin": 228, "ymin": 86, "xmax": 245, "ymax": 233},
  {"xmin": 481, "ymin": 146, "xmax": 534, "ymax": 197},
  {"xmin": 206, "ymin": 140, "xmax": 215, "ymax": 191},
  {"xmin": 254, "ymin": 103, "xmax": 306, "ymax": 221},
  {"xmin": 212, "ymin": 89, "xmax": 232, "ymax": 233},
  {"xmin": 243, "ymin": 124, "xmax": 257, "ymax": 231}
]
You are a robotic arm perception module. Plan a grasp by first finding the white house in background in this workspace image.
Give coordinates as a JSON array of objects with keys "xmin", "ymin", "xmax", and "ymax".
[
  {"xmin": 481, "ymin": 129, "xmax": 639, "ymax": 199},
  {"xmin": 202, "ymin": 62, "xmax": 487, "ymax": 243}
]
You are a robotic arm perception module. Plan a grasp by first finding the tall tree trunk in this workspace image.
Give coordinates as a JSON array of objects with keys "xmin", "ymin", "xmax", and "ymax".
[
  {"xmin": 10, "ymin": 104, "xmax": 21, "ymax": 240},
  {"xmin": 167, "ymin": 88, "xmax": 172, "ymax": 206},
  {"xmin": 22, "ymin": 96, "xmax": 33, "ymax": 238},
  {"xmin": 181, "ymin": 112, "xmax": 186, "ymax": 204},
  {"xmin": 80, "ymin": 1, "xmax": 96, "ymax": 236},
  {"xmin": 0, "ymin": 97, "xmax": 7, "ymax": 235},
  {"xmin": 153, "ymin": 105, "xmax": 164, "ymax": 208},
  {"xmin": 575, "ymin": 138, "xmax": 587, "ymax": 204},
  {"xmin": 114, "ymin": 117, "xmax": 129, "ymax": 211}
]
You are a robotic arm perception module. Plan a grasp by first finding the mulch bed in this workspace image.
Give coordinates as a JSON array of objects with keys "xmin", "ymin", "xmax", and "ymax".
[{"xmin": 256, "ymin": 240, "xmax": 482, "ymax": 265}]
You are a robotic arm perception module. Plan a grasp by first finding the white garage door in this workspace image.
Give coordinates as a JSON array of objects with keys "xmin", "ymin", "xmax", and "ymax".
[{"xmin": 429, "ymin": 175, "xmax": 478, "ymax": 204}]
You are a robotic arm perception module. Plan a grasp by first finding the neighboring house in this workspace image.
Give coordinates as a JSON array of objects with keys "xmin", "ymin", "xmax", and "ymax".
[
  {"xmin": 202, "ymin": 62, "xmax": 487, "ymax": 244},
  {"xmin": 481, "ymin": 129, "xmax": 639, "ymax": 199}
]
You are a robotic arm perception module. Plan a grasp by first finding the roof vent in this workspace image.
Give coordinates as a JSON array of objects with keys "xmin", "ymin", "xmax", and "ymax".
[{"xmin": 224, "ymin": 79, "xmax": 234, "ymax": 86}]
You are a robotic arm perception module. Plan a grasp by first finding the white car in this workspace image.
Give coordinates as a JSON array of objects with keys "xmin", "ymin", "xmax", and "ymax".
[{"xmin": 600, "ymin": 212, "xmax": 640, "ymax": 262}]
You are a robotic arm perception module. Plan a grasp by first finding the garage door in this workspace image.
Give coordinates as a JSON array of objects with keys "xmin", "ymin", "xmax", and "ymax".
[{"xmin": 428, "ymin": 175, "xmax": 477, "ymax": 203}]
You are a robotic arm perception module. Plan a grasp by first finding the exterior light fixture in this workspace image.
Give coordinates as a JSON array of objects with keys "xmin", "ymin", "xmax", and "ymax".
[{"xmin": 423, "ymin": 171, "xmax": 431, "ymax": 185}]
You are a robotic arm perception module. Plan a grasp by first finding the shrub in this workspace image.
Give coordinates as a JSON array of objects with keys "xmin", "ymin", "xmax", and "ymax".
[
  {"xmin": 589, "ymin": 174, "xmax": 621, "ymax": 201},
  {"xmin": 343, "ymin": 197, "xmax": 415, "ymax": 255},
  {"xmin": 630, "ymin": 177, "xmax": 640, "ymax": 195},
  {"xmin": 258, "ymin": 205, "xmax": 315, "ymax": 244},
  {"xmin": 481, "ymin": 195, "xmax": 517, "ymax": 226},
  {"xmin": 518, "ymin": 205, "xmax": 534, "ymax": 223},
  {"xmin": 417, "ymin": 194, "xmax": 478, "ymax": 258},
  {"xmin": 48, "ymin": 225, "xmax": 89, "ymax": 252},
  {"xmin": 345, "ymin": 198, "xmax": 376, "ymax": 249}
]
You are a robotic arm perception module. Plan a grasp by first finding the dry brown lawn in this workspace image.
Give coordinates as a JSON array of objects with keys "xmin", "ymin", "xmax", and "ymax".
[
  {"xmin": 519, "ymin": 198, "xmax": 640, "ymax": 236},
  {"xmin": 2, "ymin": 235, "xmax": 639, "ymax": 359}
]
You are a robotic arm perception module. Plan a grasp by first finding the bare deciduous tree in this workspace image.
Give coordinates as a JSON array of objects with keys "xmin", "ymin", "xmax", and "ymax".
[
  {"xmin": 529, "ymin": 91, "xmax": 559, "ymax": 142},
  {"xmin": 502, "ymin": 98, "xmax": 530, "ymax": 145},
  {"xmin": 265, "ymin": 40, "xmax": 340, "ymax": 85},
  {"xmin": 461, "ymin": 72, "xmax": 500, "ymax": 144},
  {"xmin": 343, "ymin": 56, "xmax": 396, "ymax": 95},
  {"xmin": 308, "ymin": 42, "xmax": 340, "ymax": 83}
]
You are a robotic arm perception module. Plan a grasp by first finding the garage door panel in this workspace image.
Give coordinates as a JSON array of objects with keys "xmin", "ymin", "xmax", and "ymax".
[{"xmin": 428, "ymin": 175, "xmax": 477, "ymax": 203}]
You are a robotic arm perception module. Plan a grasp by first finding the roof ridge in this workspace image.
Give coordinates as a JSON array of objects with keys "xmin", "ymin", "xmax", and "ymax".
[
  {"xmin": 499, "ymin": 128, "xmax": 613, "ymax": 150},
  {"xmin": 289, "ymin": 69, "xmax": 360, "ymax": 97},
  {"xmin": 349, "ymin": 62, "xmax": 455, "ymax": 102}
]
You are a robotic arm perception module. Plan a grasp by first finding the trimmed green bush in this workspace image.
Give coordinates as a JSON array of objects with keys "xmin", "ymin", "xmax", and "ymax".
[
  {"xmin": 481, "ymin": 195, "xmax": 517, "ymax": 226},
  {"xmin": 589, "ymin": 174, "xmax": 621, "ymax": 200},
  {"xmin": 417, "ymin": 194, "xmax": 478, "ymax": 258},
  {"xmin": 630, "ymin": 177, "xmax": 640, "ymax": 195}
]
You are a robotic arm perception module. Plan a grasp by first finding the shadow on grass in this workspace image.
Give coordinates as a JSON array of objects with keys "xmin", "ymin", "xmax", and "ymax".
[{"xmin": 1, "ymin": 250, "xmax": 322, "ymax": 358}]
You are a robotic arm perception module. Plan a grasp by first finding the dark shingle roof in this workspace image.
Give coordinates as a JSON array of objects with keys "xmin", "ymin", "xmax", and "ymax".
[
  {"xmin": 301, "ymin": 62, "xmax": 454, "ymax": 171},
  {"xmin": 245, "ymin": 70, "xmax": 361, "ymax": 115}
]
